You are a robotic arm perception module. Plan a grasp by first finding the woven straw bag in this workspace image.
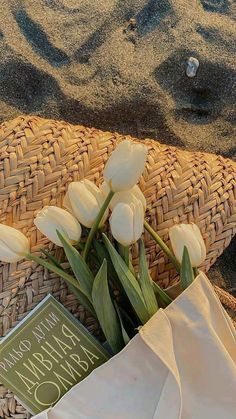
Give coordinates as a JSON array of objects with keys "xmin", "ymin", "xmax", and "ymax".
[{"xmin": 0, "ymin": 115, "xmax": 236, "ymax": 418}]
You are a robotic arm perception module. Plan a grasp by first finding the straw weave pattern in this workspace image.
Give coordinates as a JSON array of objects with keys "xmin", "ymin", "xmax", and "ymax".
[{"xmin": 0, "ymin": 115, "xmax": 236, "ymax": 418}]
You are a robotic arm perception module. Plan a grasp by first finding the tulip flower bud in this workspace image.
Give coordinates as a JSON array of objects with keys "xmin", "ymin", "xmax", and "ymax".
[
  {"xmin": 109, "ymin": 199, "xmax": 144, "ymax": 246},
  {"xmin": 0, "ymin": 224, "xmax": 29, "ymax": 263},
  {"xmin": 34, "ymin": 206, "xmax": 81, "ymax": 247},
  {"xmin": 101, "ymin": 182, "xmax": 146, "ymax": 211},
  {"xmin": 169, "ymin": 223, "xmax": 206, "ymax": 267},
  {"xmin": 104, "ymin": 140, "xmax": 148, "ymax": 192},
  {"xmin": 63, "ymin": 180, "xmax": 109, "ymax": 228}
]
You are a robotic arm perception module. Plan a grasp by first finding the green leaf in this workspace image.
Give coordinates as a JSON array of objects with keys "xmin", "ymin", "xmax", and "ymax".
[
  {"xmin": 57, "ymin": 231, "xmax": 94, "ymax": 301},
  {"xmin": 92, "ymin": 259, "xmax": 124, "ymax": 354},
  {"xmin": 114, "ymin": 301, "xmax": 130, "ymax": 345},
  {"xmin": 93, "ymin": 240, "xmax": 119, "ymax": 287},
  {"xmin": 139, "ymin": 239, "xmax": 158, "ymax": 317},
  {"xmin": 27, "ymin": 253, "xmax": 96, "ymax": 317},
  {"xmin": 103, "ymin": 234, "xmax": 150, "ymax": 325},
  {"xmin": 40, "ymin": 249, "xmax": 95, "ymax": 315},
  {"xmin": 180, "ymin": 246, "xmax": 195, "ymax": 290},
  {"xmin": 152, "ymin": 281, "xmax": 172, "ymax": 306},
  {"xmin": 118, "ymin": 306, "xmax": 137, "ymax": 331},
  {"xmin": 68, "ymin": 284, "xmax": 96, "ymax": 316},
  {"xmin": 94, "ymin": 242, "xmax": 136, "ymax": 315},
  {"xmin": 40, "ymin": 248, "xmax": 61, "ymax": 268},
  {"xmin": 118, "ymin": 243, "xmax": 135, "ymax": 275}
]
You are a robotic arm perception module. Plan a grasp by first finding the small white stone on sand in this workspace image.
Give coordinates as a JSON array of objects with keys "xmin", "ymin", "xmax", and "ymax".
[{"xmin": 186, "ymin": 57, "xmax": 199, "ymax": 78}]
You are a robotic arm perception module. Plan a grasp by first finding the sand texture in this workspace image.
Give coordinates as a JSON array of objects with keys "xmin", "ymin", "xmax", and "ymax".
[{"xmin": 0, "ymin": 0, "xmax": 235, "ymax": 292}]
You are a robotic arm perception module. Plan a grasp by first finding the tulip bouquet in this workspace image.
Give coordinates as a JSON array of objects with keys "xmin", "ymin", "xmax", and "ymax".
[{"xmin": 0, "ymin": 140, "xmax": 206, "ymax": 355}]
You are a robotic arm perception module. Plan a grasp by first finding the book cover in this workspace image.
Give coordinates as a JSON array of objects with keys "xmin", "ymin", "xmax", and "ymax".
[{"xmin": 0, "ymin": 294, "xmax": 109, "ymax": 415}]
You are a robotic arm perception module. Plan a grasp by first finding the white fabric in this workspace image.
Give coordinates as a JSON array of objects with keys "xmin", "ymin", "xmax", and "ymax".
[{"xmin": 33, "ymin": 272, "xmax": 236, "ymax": 419}]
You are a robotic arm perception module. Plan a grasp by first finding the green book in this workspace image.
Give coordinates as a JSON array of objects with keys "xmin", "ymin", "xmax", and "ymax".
[{"xmin": 0, "ymin": 294, "xmax": 109, "ymax": 415}]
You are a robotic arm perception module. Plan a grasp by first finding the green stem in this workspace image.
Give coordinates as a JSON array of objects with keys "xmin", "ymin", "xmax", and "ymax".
[
  {"xmin": 120, "ymin": 245, "xmax": 130, "ymax": 267},
  {"xmin": 118, "ymin": 243, "xmax": 135, "ymax": 275},
  {"xmin": 124, "ymin": 246, "xmax": 130, "ymax": 268},
  {"xmin": 40, "ymin": 248, "xmax": 62, "ymax": 268},
  {"xmin": 27, "ymin": 253, "xmax": 82, "ymax": 290},
  {"xmin": 83, "ymin": 190, "xmax": 115, "ymax": 260},
  {"xmin": 27, "ymin": 253, "xmax": 96, "ymax": 316},
  {"xmin": 76, "ymin": 241, "xmax": 84, "ymax": 251},
  {"xmin": 144, "ymin": 220, "xmax": 180, "ymax": 273}
]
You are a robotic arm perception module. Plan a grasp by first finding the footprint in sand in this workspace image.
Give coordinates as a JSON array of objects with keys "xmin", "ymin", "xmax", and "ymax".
[
  {"xmin": 200, "ymin": 0, "xmax": 235, "ymax": 15},
  {"xmin": 0, "ymin": 0, "xmax": 235, "ymax": 157},
  {"xmin": 155, "ymin": 48, "xmax": 236, "ymax": 124},
  {"xmin": 13, "ymin": 8, "xmax": 70, "ymax": 67},
  {"xmin": 0, "ymin": 59, "xmax": 61, "ymax": 111}
]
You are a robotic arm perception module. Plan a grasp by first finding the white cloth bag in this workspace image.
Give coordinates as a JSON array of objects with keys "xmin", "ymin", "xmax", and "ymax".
[{"xmin": 33, "ymin": 272, "xmax": 236, "ymax": 419}]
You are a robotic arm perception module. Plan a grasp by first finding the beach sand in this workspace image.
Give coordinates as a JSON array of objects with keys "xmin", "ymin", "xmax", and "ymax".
[{"xmin": 0, "ymin": 0, "xmax": 235, "ymax": 293}]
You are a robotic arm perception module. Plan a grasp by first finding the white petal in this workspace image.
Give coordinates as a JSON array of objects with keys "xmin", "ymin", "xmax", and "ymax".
[
  {"xmin": 110, "ymin": 166, "xmax": 138, "ymax": 192},
  {"xmin": 181, "ymin": 228, "xmax": 202, "ymax": 266},
  {"xmin": 169, "ymin": 225, "xmax": 185, "ymax": 263},
  {"xmin": 34, "ymin": 206, "xmax": 81, "ymax": 246},
  {"xmin": 34, "ymin": 216, "xmax": 64, "ymax": 246},
  {"xmin": 111, "ymin": 147, "xmax": 147, "ymax": 191},
  {"xmin": 191, "ymin": 224, "xmax": 206, "ymax": 264},
  {"xmin": 63, "ymin": 191, "xmax": 73, "ymax": 213},
  {"xmin": 100, "ymin": 181, "xmax": 110, "ymax": 199},
  {"xmin": 104, "ymin": 141, "xmax": 132, "ymax": 183},
  {"xmin": 82, "ymin": 179, "xmax": 101, "ymax": 202},
  {"xmin": 65, "ymin": 217, "xmax": 82, "ymax": 243},
  {"xmin": 44, "ymin": 207, "xmax": 78, "ymax": 231},
  {"xmin": 104, "ymin": 141, "xmax": 148, "ymax": 192},
  {"xmin": 105, "ymin": 184, "xmax": 147, "ymax": 212},
  {"xmin": 111, "ymin": 190, "xmax": 132, "ymax": 210},
  {"xmin": 110, "ymin": 203, "xmax": 134, "ymax": 246},
  {"xmin": 0, "ymin": 225, "xmax": 29, "ymax": 257},
  {"xmin": 0, "ymin": 242, "xmax": 21, "ymax": 263},
  {"xmin": 169, "ymin": 224, "xmax": 204, "ymax": 267},
  {"xmin": 131, "ymin": 185, "xmax": 147, "ymax": 211},
  {"xmin": 69, "ymin": 182, "xmax": 99, "ymax": 227},
  {"xmin": 132, "ymin": 201, "xmax": 144, "ymax": 242},
  {"xmin": 112, "ymin": 146, "xmax": 147, "ymax": 191}
]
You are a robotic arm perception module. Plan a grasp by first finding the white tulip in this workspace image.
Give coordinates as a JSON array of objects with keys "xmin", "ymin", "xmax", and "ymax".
[
  {"xmin": 101, "ymin": 182, "xmax": 146, "ymax": 211},
  {"xmin": 104, "ymin": 140, "xmax": 148, "ymax": 192},
  {"xmin": 63, "ymin": 180, "xmax": 109, "ymax": 228},
  {"xmin": 0, "ymin": 224, "xmax": 29, "ymax": 263},
  {"xmin": 169, "ymin": 223, "xmax": 206, "ymax": 267},
  {"xmin": 109, "ymin": 199, "xmax": 144, "ymax": 246},
  {"xmin": 34, "ymin": 206, "xmax": 81, "ymax": 247}
]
